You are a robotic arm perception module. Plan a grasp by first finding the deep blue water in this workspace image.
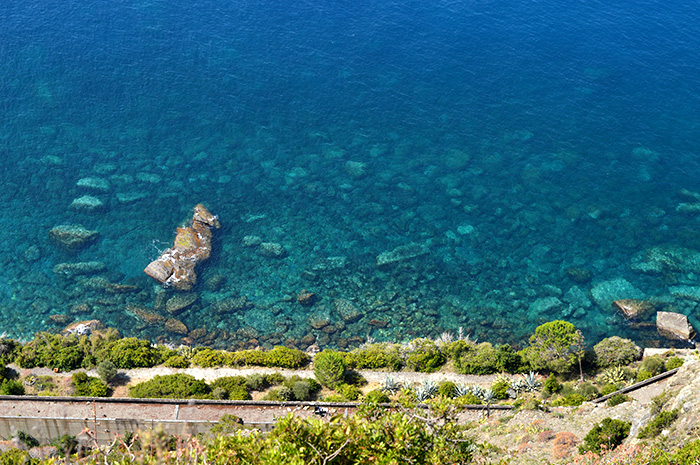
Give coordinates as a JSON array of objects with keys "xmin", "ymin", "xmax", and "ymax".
[{"xmin": 2, "ymin": 0, "xmax": 700, "ymax": 350}]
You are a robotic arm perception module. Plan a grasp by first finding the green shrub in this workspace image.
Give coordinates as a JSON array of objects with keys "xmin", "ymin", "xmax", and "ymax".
[
  {"xmin": 107, "ymin": 338, "xmax": 162, "ymax": 368},
  {"xmin": 244, "ymin": 374, "xmax": 268, "ymax": 391},
  {"xmin": 638, "ymin": 409, "xmax": 679, "ymax": 439},
  {"xmin": 164, "ymin": 355, "xmax": 190, "ymax": 368},
  {"xmin": 455, "ymin": 342, "xmax": 500, "ymax": 375},
  {"xmin": 314, "ymin": 350, "xmax": 347, "ymax": 388},
  {"xmin": 455, "ymin": 393, "xmax": 482, "ymax": 405},
  {"xmin": 665, "ymin": 356, "xmax": 684, "ymax": 370},
  {"xmin": 0, "ymin": 448, "xmax": 35, "ymax": 465},
  {"xmin": 579, "ymin": 418, "xmax": 631, "ymax": 454},
  {"xmin": 264, "ymin": 373, "xmax": 286, "ymax": 386},
  {"xmin": 543, "ymin": 374, "xmax": 562, "ymax": 395},
  {"xmin": 600, "ymin": 383, "xmax": 620, "ymax": 396},
  {"xmin": 97, "ymin": 359, "xmax": 118, "ymax": 384},
  {"xmin": 227, "ymin": 385, "xmax": 252, "ymax": 401},
  {"xmin": 337, "ymin": 384, "xmax": 361, "ymax": 401},
  {"xmin": 71, "ymin": 372, "xmax": 108, "ymax": 397},
  {"xmin": 208, "ymin": 414, "xmax": 243, "ymax": 436},
  {"xmin": 0, "ymin": 379, "xmax": 24, "ymax": 396},
  {"xmin": 491, "ymin": 379, "xmax": 510, "ymax": 400},
  {"xmin": 551, "ymin": 393, "xmax": 585, "ymax": 407},
  {"xmin": 672, "ymin": 440, "xmax": 700, "ymax": 465},
  {"xmin": 576, "ymin": 381, "xmax": 600, "ymax": 401},
  {"xmin": 593, "ymin": 336, "xmax": 641, "ymax": 368},
  {"xmin": 192, "ymin": 348, "xmax": 229, "ymax": 367},
  {"xmin": 51, "ymin": 433, "xmax": 79, "ymax": 458},
  {"xmin": 16, "ymin": 333, "xmax": 88, "ymax": 371},
  {"xmin": 350, "ymin": 343, "xmax": 403, "ymax": 370},
  {"xmin": 639, "ymin": 355, "xmax": 665, "ymax": 377},
  {"xmin": 129, "ymin": 374, "xmax": 210, "ymax": 399},
  {"xmin": 0, "ymin": 338, "xmax": 19, "ymax": 365},
  {"xmin": 322, "ymin": 394, "xmax": 348, "ymax": 403},
  {"xmin": 210, "ymin": 376, "xmax": 248, "ymax": 399},
  {"xmin": 523, "ymin": 320, "xmax": 580, "ymax": 374},
  {"xmin": 636, "ymin": 369, "xmax": 653, "ymax": 382},
  {"xmin": 443, "ymin": 340, "xmax": 473, "ymax": 361},
  {"xmin": 438, "ymin": 381, "xmax": 456, "ymax": 398},
  {"xmin": 405, "ymin": 339, "xmax": 446, "ymax": 373},
  {"xmin": 607, "ymin": 393, "xmax": 630, "ymax": 407},
  {"xmin": 364, "ymin": 389, "xmax": 390, "ymax": 404},
  {"xmin": 263, "ymin": 346, "xmax": 310, "ymax": 369},
  {"xmin": 343, "ymin": 370, "xmax": 367, "ymax": 387},
  {"xmin": 263, "ymin": 386, "xmax": 294, "ymax": 401}
]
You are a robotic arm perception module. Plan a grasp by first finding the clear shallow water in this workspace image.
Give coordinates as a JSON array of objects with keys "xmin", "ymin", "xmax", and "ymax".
[{"xmin": 1, "ymin": 0, "xmax": 700, "ymax": 349}]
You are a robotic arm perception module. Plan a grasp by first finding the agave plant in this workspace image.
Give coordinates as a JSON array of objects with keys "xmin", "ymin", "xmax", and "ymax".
[
  {"xmin": 415, "ymin": 379, "xmax": 438, "ymax": 402},
  {"xmin": 509, "ymin": 378, "xmax": 526, "ymax": 394},
  {"xmin": 480, "ymin": 388, "xmax": 496, "ymax": 418},
  {"xmin": 471, "ymin": 385, "xmax": 485, "ymax": 398},
  {"xmin": 521, "ymin": 371, "xmax": 543, "ymax": 392},
  {"xmin": 455, "ymin": 383, "xmax": 472, "ymax": 398},
  {"xmin": 380, "ymin": 375, "xmax": 401, "ymax": 394},
  {"xmin": 601, "ymin": 366, "xmax": 626, "ymax": 385}
]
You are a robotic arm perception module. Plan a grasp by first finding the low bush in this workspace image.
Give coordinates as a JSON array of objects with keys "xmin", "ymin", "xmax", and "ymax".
[
  {"xmin": 164, "ymin": 355, "xmax": 190, "ymax": 368},
  {"xmin": 337, "ymin": 384, "xmax": 361, "ymax": 401},
  {"xmin": 543, "ymin": 373, "xmax": 562, "ymax": 396},
  {"xmin": 593, "ymin": 336, "xmax": 642, "ymax": 368},
  {"xmin": 491, "ymin": 379, "xmax": 510, "ymax": 400},
  {"xmin": 579, "ymin": 418, "xmax": 631, "ymax": 454},
  {"xmin": 665, "ymin": 356, "xmax": 684, "ymax": 370},
  {"xmin": 364, "ymin": 389, "xmax": 390, "ymax": 404},
  {"xmin": 576, "ymin": 382, "xmax": 600, "ymax": 401},
  {"xmin": 637, "ymin": 409, "xmax": 679, "ymax": 439},
  {"xmin": 349, "ymin": 343, "xmax": 403, "ymax": 370},
  {"xmin": 0, "ymin": 378, "xmax": 24, "ymax": 396},
  {"xmin": 405, "ymin": 339, "xmax": 446, "ymax": 373},
  {"xmin": 97, "ymin": 359, "xmax": 118, "ymax": 384},
  {"xmin": 71, "ymin": 372, "xmax": 108, "ymax": 397},
  {"xmin": 107, "ymin": 338, "xmax": 162, "ymax": 368},
  {"xmin": 639, "ymin": 355, "xmax": 664, "ymax": 377},
  {"xmin": 672, "ymin": 440, "xmax": 700, "ymax": 465},
  {"xmin": 454, "ymin": 342, "xmax": 522, "ymax": 375},
  {"xmin": 129, "ymin": 374, "xmax": 210, "ymax": 399},
  {"xmin": 438, "ymin": 381, "xmax": 456, "ymax": 398},
  {"xmin": 192, "ymin": 348, "xmax": 229, "ymax": 367},
  {"xmin": 607, "ymin": 393, "xmax": 630, "ymax": 407},
  {"xmin": 600, "ymin": 383, "xmax": 620, "ymax": 396},
  {"xmin": 314, "ymin": 350, "xmax": 347, "ymax": 388},
  {"xmin": 455, "ymin": 393, "xmax": 482, "ymax": 405},
  {"xmin": 262, "ymin": 346, "xmax": 310, "ymax": 369},
  {"xmin": 551, "ymin": 393, "xmax": 585, "ymax": 407}
]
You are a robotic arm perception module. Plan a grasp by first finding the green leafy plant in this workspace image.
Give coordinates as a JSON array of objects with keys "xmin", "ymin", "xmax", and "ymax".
[
  {"xmin": 665, "ymin": 356, "xmax": 684, "ymax": 370},
  {"xmin": 349, "ymin": 343, "xmax": 403, "ymax": 370},
  {"xmin": 405, "ymin": 339, "xmax": 446, "ymax": 373},
  {"xmin": 106, "ymin": 337, "xmax": 162, "ymax": 368},
  {"xmin": 607, "ymin": 393, "xmax": 630, "ymax": 407},
  {"xmin": 129, "ymin": 374, "xmax": 210, "ymax": 399},
  {"xmin": 579, "ymin": 418, "xmax": 631, "ymax": 454},
  {"xmin": 593, "ymin": 336, "xmax": 642, "ymax": 368},
  {"xmin": 543, "ymin": 373, "xmax": 562, "ymax": 395},
  {"xmin": 71, "ymin": 371, "xmax": 108, "ymax": 397},
  {"xmin": 313, "ymin": 350, "xmax": 347, "ymax": 388},
  {"xmin": 164, "ymin": 355, "xmax": 190, "ymax": 368},
  {"xmin": 96, "ymin": 359, "xmax": 118, "ymax": 384},
  {"xmin": 522, "ymin": 320, "xmax": 580, "ymax": 374},
  {"xmin": 638, "ymin": 409, "xmax": 679, "ymax": 439}
]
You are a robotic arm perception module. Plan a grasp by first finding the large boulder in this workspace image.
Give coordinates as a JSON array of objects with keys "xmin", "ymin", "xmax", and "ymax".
[
  {"xmin": 613, "ymin": 299, "xmax": 655, "ymax": 320},
  {"xmin": 144, "ymin": 204, "xmax": 220, "ymax": 291},
  {"xmin": 656, "ymin": 311, "xmax": 696, "ymax": 341},
  {"xmin": 49, "ymin": 224, "xmax": 99, "ymax": 251}
]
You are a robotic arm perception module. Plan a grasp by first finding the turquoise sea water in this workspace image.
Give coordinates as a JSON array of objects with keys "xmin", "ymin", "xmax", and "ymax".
[{"xmin": 2, "ymin": 0, "xmax": 700, "ymax": 350}]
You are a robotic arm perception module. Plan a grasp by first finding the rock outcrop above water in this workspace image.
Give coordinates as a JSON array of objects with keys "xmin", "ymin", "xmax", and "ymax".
[
  {"xmin": 144, "ymin": 204, "xmax": 221, "ymax": 291},
  {"xmin": 656, "ymin": 311, "xmax": 696, "ymax": 341}
]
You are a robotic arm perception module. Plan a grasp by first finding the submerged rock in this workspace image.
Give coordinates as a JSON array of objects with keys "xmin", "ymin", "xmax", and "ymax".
[
  {"xmin": 53, "ymin": 261, "xmax": 106, "ymax": 279},
  {"xmin": 657, "ymin": 311, "xmax": 696, "ymax": 341},
  {"xmin": 590, "ymin": 278, "xmax": 644, "ymax": 311},
  {"xmin": 258, "ymin": 242, "xmax": 287, "ymax": 258},
  {"xmin": 49, "ymin": 224, "xmax": 99, "ymax": 251},
  {"xmin": 334, "ymin": 298, "xmax": 362, "ymax": 323},
  {"xmin": 70, "ymin": 195, "xmax": 105, "ymax": 212},
  {"xmin": 376, "ymin": 242, "xmax": 429, "ymax": 267},
  {"xmin": 144, "ymin": 204, "xmax": 221, "ymax": 291},
  {"xmin": 76, "ymin": 177, "xmax": 110, "ymax": 192},
  {"xmin": 613, "ymin": 299, "xmax": 655, "ymax": 320},
  {"xmin": 165, "ymin": 318, "xmax": 189, "ymax": 335},
  {"xmin": 165, "ymin": 293, "xmax": 198, "ymax": 315},
  {"xmin": 62, "ymin": 319, "xmax": 105, "ymax": 336}
]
